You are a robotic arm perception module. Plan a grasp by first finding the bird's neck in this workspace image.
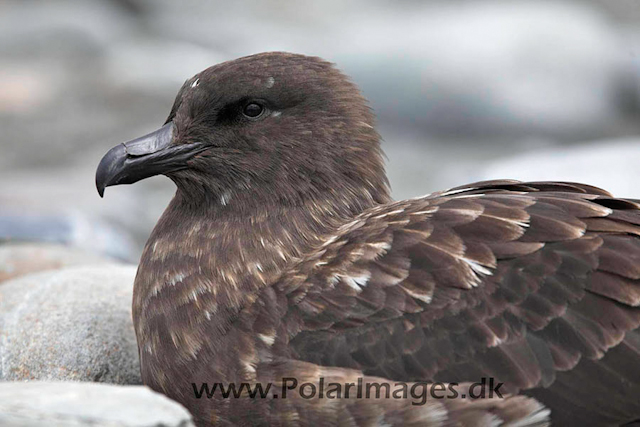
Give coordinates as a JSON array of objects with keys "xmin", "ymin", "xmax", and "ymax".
[
  {"xmin": 137, "ymin": 186, "xmax": 387, "ymax": 310},
  {"xmin": 132, "ymin": 185, "xmax": 389, "ymax": 392}
]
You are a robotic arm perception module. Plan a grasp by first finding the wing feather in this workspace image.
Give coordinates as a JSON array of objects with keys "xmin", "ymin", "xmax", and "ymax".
[{"xmin": 262, "ymin": 181, "xmax": 640, "ymax": 425}]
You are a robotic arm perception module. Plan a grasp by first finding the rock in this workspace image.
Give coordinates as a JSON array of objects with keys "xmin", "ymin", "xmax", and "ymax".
[
  {"xmin": 2, "ymin": 0, "xmax": 639, "ymax": 269},
  {"xmin": 0, "ymin": 243, "xmax": 115, "ymax": 283},
  {"xmin": 0, "ymin": 209, "xmax": 139, "ymax": 263},
  {"xmin": 141, "ymin": 0, "xmax": 632, "ymax": 136},
  {"xmin": 0, "ymin": 266, "xmax": 141, "ymax": 384},
  {"xmin": 0, "ymin": 381, "xmax": 195, "ymax": 427},
  {"xmin": 473, "ymin": 138, "xmax": 640, "ymax": 199},
  {"xmin": 328, "ymin": 1, "xmax": 627, "ymax": 136},
  {"xmin": 379, "ymin": 126, "xmax": 552, "ymax": 201},
  {"xmin": 0, "ymin": 0, "xmax": 134, "ymax": 58},
  {"xmin": 105, "ymin": 37, "xmax": 222, "ymax": 92},
  {"xmin": 0, "ymin": 66, "xmax": 58, "ymax": 115},
  {"xmin": 0, "ymin": 165, "xmax": 170, "ymax": 261}
]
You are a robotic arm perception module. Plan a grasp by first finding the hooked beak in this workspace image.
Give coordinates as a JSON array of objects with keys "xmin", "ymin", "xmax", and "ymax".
[{"xmin": 96, "ymin": 123, "xmax": 204, "ymax": 197}]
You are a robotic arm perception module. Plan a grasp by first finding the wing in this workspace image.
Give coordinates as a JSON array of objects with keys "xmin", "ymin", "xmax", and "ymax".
[{"xmin": 252, "ymin": 180, "xmax": 640, "ymax": 426}]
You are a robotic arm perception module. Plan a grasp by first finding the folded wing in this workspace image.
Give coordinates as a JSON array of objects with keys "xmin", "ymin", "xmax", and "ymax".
[{"xmin": 256, "ymin": 181, "xmax": 640, "ymax": 426}]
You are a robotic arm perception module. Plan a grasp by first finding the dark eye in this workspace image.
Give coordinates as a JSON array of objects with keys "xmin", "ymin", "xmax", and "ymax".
[{"xmin": 243, "ymin": 102, "xmax": 264, "ymax": 118}]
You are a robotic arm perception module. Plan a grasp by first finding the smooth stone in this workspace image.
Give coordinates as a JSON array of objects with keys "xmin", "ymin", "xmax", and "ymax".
[
  {"xmin": 143, "ymin": 0, "xmax": 633, "ymax": 136},
  {"xmin": 0, "ymin": 165, "xmax": 168, "ymax": 261},
  {"xmin": 0, "ymin": 266, "xmax": 141, "ymax": 385},
  {"xmin": 0, "ymin": 242, "xmax": 115, "ymax": 283},
  {"xmin": 0, "ymin": 381, "xmax": 195, "ymax": 427},
  {"xmin": 474, "ymin": 138, "xmax": 640, "ymax": 199}
]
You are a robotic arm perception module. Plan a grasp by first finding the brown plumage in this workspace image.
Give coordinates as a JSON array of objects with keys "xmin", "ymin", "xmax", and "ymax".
[{"xmin": 96, "ymin": 52, "xmax": 640, "ymax": 426}]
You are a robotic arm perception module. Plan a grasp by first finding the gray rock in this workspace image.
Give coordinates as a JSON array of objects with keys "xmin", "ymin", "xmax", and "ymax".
[
  {"xmin": 141, "ymin": 0, "xmax": 633, "ymax": 136},
  {"xmin": 0, "ymin": 243, "xmax": 115, "ymax": 283},
  {"xmin": 105, "ymin": 37, "xmax": 222, "ymax": 92},
  {"xmin": 329, "ymin": 2, "xmax": 627, "ymax": 136},
  {"xmin": 0, "ymin": 0, "xmax": 134, "ymax": 58},
  {"xmin": 474, "ymin": 138, "xmax": 640, "ymax": 199},
  {"xmin": 379, "ymin": 125, "xmax": 554, "ymax": 201},
  {"xmin": 1, "ymin": 0, "xmax": 639, "ymax": 274},
  {"xmin": 0, "ymin": 381, "xmax": 194, "ymax": 427},
  {"xmin": 0, "ymin": 266, "xmax": 141, "ymax": 384},
  {"xmin": 0, "ymin": 165, "xmax": 170, "ymax": 261},
  {"xmin": 0, "ymin": 209, "xmax": 139, "ymax": 263}
]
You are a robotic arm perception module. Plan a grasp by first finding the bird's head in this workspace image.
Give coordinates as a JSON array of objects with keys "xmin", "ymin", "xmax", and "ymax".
[{"xmin": 96, "ymin": 52, "xmax": 389, "ymax": 212}]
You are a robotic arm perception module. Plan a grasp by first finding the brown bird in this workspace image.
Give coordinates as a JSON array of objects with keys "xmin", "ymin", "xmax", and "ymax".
[{"xmin": 96, "ymin": 52, "xmax": 640, "ymax": 426}]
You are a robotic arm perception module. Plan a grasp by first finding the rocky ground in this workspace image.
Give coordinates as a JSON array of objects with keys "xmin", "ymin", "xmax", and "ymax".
[
  {"xmin": 0, "ymin": 382, "xmax": 194, "ymax": 426},
  {"xmin": 2, "ymin": 0, "xmax": 640, "ymax": 258},
  {"xmin": 1, "ymin": 0, "xmax": 639, "ymax": 425}
]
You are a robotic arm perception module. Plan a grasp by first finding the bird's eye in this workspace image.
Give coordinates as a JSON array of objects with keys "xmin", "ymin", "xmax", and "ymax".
[{"xmin": 243, "ymin": 102, "xmax": 264, "ymax": 118}]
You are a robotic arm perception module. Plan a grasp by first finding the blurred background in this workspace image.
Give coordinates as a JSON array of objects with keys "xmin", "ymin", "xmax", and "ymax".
[{"xmin": 1, "ymin": 0, "xmax": 639, "ymax": 262}]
